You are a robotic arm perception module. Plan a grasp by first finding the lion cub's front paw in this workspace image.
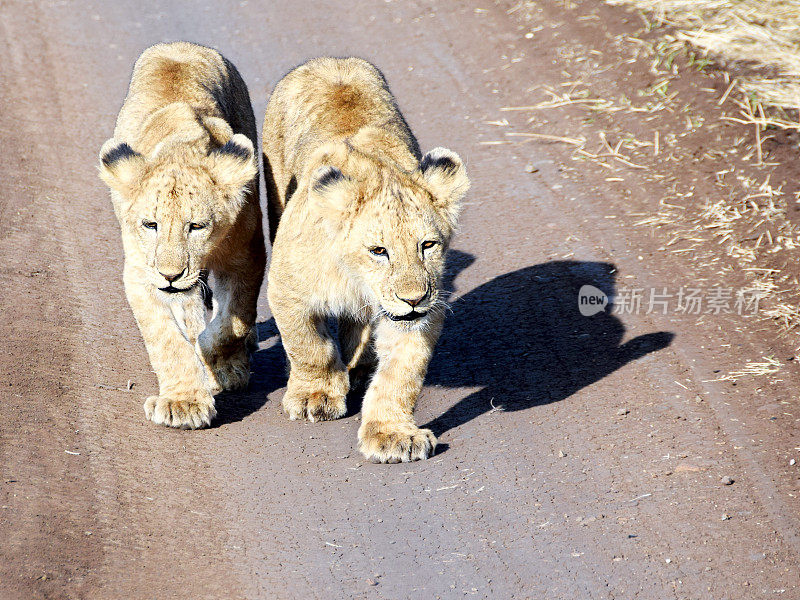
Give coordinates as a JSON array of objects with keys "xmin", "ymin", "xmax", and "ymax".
[
  {"xmin": 283, "ymin": 378, "xmax": 347, "ymax": 422},
  {"xmin": 144, "ymin": 390, "xmax": 216, "ymax": 429},
  {"xmin": 196, "ymin": 339, "xmax": 250, "ymax": 393},
  {"xmin": 358, "ymin": 421, "xmax": 437, "ymax": 463}
]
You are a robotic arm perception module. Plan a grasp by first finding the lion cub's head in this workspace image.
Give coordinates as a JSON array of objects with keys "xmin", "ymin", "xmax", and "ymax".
[
  {"xmin": 308, "ymin": 144, "xmax": 469, "ymax": 327},
  {"xmin": 98, "ymin": 129, "xmax": 256, "ymax": 294}
]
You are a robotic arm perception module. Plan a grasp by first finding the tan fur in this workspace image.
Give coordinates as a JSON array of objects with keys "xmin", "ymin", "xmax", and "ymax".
[
  {"xmin": 263, "ymin": 57, "xmax": 469, "ymax": 462},
  {"xmin": 99, "ymin": 42, "xmax": 266, "ymax": 429}
]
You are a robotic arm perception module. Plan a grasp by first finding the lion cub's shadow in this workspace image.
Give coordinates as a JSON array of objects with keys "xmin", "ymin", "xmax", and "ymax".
[
  {"xmin": 424, "ymin": 251, "xmax": 674, "ymax": 437},
  {"xmin": 214, "ymin": 250, "xmax": 674, "ymax": 433}
]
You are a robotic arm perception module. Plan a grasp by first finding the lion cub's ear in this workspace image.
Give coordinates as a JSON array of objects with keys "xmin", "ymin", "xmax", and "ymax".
[
  {"xmin": 98, "ymin": 139, "xmax": 146, "ymax": 195},
  {"xmin": 209, "ymin": 133, "xmax": 257, "ymax": 197},
  {"xmin": 419, "ymin": 147, "xmax": 470, "ymax": 228},
  {"xmin": 202, "ymin": 116, "xmax": 235, "ymax": 147},
  {"xmin": 308, "ymin": 165, "xmax": 357, "ymax": 227}
]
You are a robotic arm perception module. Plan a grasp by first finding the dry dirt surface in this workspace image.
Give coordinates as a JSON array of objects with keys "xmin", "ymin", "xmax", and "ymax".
[{"xmin": 1, "ymin": 1, "xmax": 799, "ymax": 599}]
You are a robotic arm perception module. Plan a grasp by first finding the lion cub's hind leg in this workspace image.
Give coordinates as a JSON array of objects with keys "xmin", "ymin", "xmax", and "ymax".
[
  {"xmin": 338, "ymin": 316, "xmax": 376, "ymax": 387},
  {"xmin": 198, "ymin": 334, "xmax": 251, "ymax": 393},
  {"xmin": 197, "ymin": 263, "xmax": 262, "ymax": 393}
]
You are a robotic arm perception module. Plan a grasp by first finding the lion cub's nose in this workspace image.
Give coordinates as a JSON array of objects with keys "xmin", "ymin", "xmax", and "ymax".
[
  {"xmin": 160, "ymin": 268, "xmax": 185, "ymax": 283},
  {"xmin": 397, "ymin": 289, "xmax": 428, "ymax": 308}
]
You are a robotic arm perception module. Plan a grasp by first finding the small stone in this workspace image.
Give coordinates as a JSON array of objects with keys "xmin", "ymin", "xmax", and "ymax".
[
  {"xmin": 665, "ymin": 558, "xmax": 671, "ymax": 564},
  {"xmin": 790, "ymin": 458, "xmax": 796, "ymax": 466},
  {"xmin": 366, "ymin": 579, "xmax": 378, "ymax": 586},
  {"xmin": 524, "ymin": 163, "xmax": 539, "ymax": 173},
  {"xmin": 720, "ymin": 476, "xmax": 734, "ymax": 486},
  {"xmin": 617, "ymin": 408, "xmax": 630, "ymax": 416},
  {"xmin": 524, "ymin": 32, "xmax": 534, "ymax": 39},
  {"xmin": 558, "ymin": 450, "xmax": 567, "ymax": 458}
]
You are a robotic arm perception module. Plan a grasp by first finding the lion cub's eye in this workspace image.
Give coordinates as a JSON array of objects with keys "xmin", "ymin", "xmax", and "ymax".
[
  {"xmin": 369, "ymin": 246, "xmax": 388, "ymax": 257},
  {"xmin": 189, "ymin": 222, "xmax": 207, "ymax": 231},
  {"xmin": 142, "ymin": 220, "xmax": 158, "ymax": 230},
  {"xmin": 421, "ymin": 240, "xmax": 437, "ymax": 251}
]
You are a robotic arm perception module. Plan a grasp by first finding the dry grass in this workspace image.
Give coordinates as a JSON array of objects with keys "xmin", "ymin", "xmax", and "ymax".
[
  {"xmin": 710, "ymin": 356, "xmax": 782, "ymax": 381},
  {"xmin": 607, "ymin": 0, "xmax": 800, "ymax": 132},
  {"xmin": 504, "ymin": 0, "xmax": 800, "ymax": 351},
  {"xmin": 763, "ymin": 303, "xmax": 800, "ymax": 333}
]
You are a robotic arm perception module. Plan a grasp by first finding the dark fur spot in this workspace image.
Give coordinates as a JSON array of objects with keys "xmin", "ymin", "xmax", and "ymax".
[
  {"xmin": 215, "ymin": 139, "xmax": 250, "ymax": 161},
  {"xmin": 313, "ymin": 166, "xmax": 345, "ymax": 190},
  {"xmin": 102, "ymin": 142, "xmax": 139, "ymax": 166},
  {"xmin": 199, "ymin": 270, "xmax": 213, "ymax": 310},
  {"xmin": 285, "ymin": 175, "xmax": 298, "ymax": 203},
  {"xmin": 420, "ymin": 153, "xmax": 458, "ymax": 175}
]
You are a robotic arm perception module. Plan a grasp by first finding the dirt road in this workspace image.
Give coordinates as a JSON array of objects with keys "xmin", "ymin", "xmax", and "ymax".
[{"xmin": 1, "ymin": 1, "xmax": 799, "ymax": 598}]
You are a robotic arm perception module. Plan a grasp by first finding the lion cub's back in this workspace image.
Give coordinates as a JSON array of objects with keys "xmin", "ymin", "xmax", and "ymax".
[
  {"xmin": 265, "ymin": 57, "xmax": 416, "ymax": 169},
  {"xmin": 129, "ymin": 42, "xmax": 227, "ymax": 103},
  {"xmin": 116, "ymin": 42, "xmax": 255, "ymax": 143},
  {"xmin": 273, "ymin": 57, "xmax": 395, "ymax": 139}
]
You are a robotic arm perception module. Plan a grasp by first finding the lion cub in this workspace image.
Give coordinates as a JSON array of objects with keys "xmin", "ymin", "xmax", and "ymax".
[
  {"xmin": 99, "ymin": 42, "xmax": 266, "ymax": 429},
  {"xmin": 263, "ymin": 57, "xmax": 469, "ymax": 462}
]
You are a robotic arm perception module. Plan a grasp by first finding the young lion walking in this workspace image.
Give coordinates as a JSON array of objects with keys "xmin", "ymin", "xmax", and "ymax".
[
  {"xmin": 263, "ymin": 57, "xmax": 469, "ymax": 462},
  {"xmin": 99, "ymin": 42, "xmax": 266, "ymax": 429}
]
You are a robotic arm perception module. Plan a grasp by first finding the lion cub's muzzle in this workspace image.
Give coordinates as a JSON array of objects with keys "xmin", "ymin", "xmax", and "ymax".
[
  {"xmin": 156, "ymin": 269, "xmax": 207, "ymax": 295},
  {"xmin": 383, "ymin": 285, "xmax": 434, "ymax": 322}
]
